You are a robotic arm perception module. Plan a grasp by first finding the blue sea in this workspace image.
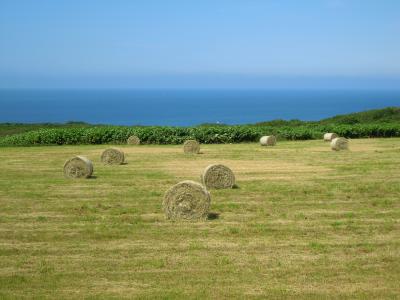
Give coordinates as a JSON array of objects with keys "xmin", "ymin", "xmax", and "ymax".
[{"xmin": 0, "ymin": 89, "xmax": 399, "ymax": 126}]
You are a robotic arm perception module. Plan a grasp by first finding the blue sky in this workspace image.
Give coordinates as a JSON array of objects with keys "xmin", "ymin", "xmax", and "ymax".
[{"xmin": 0, "ymin": 0, "xmax": 399, "ymax": 89}]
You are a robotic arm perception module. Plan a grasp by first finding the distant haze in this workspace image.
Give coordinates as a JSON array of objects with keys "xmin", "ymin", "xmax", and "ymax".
[{"xmin": 0, "ymin": 0, "xmax": 400, "ymax": 89}]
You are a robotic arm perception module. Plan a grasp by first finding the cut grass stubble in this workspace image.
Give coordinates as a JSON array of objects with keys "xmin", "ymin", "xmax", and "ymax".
[{"xmin": 0, "ymin": 139, "xmax": 399, "ymax": 299}]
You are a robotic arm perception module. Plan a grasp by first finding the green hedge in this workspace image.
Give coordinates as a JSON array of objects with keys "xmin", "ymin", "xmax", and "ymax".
[{"xmin": 0, "ymin": 124, "xmax": 399, "ymax": 146}]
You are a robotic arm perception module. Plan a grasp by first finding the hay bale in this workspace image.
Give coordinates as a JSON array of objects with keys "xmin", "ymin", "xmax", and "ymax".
[
  {"xmin": 163, "ymin": 180, "xmax": 210, "ymax": 220},
  {"xmin": 127, "ymin": 135, "xmax": 140, "ymax": 145},
  {"xmin": 260, "ymin": 135, "xmax": 276, "ymax": 146},
  {"xmin": 63, "ymin": 156, "xmax": 93, "ymax": 179},
  {"xmin": 201, "ymin": 164, "xmax": 235, "ymax": 189},
  {"xmin": 183, "ymin": 139, "xmax": 200, "ymax": 154},
  {"xmin": 324, "ymin": 133, "xmax": 338, "ymax": 141},
  {"xmin": 331, "ymin": 137, "xmax": 349, "ymax": 151},
  {"xmin": 101, "ymin": 148, "xmax": 125, "ymax": 165}
]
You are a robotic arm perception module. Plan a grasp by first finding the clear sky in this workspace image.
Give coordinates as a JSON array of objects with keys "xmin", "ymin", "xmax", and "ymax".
[{"xmin": 0, "ymin": 0, "xmax": 399, "ymax": 89}]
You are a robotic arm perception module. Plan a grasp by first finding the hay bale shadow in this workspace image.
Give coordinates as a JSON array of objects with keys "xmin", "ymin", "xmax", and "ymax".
[
  {"xmin": 207, "ymin": 212, "xmax": 220, "ymax": 220},
  {"xmin": 232, "ymin": 184, "xmax": 240, "ymax": 189}
]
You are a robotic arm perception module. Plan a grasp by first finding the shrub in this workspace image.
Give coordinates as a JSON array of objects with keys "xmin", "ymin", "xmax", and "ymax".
[{"xmin": 0, "ymin": 123, "xmax": 399, "ymax": 146}]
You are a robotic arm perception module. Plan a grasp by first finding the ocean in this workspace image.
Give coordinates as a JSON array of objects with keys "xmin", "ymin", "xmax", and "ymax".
[{"xmin": 0, "ymin": 89, "xmax": 399, "ymax": 126}]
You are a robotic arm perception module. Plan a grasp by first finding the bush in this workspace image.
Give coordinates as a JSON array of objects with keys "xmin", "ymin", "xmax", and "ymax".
[{"xmin": 1, "ymin": 123, "xmax": 399, "ymax": 146}]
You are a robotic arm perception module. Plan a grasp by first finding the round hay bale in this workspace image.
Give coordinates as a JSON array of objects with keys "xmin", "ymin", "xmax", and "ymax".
[
  {"xmin": 260, "ymin": 135, "xmax": 276, "ymax": 146},
  {"xmin": 163, "ymin": 180, "xmax": 211, "ymax": 220},
  {"xmin": 63, "ymin": 156, "xmax": 93, "ymax": 179},
  {"xmin": 331, "ymin": 137, "xmax": 349, "ymax": 151},
  {"xmin": 201, "ymin": 164, "xmax": 235, "ymax": 189},
  {"xmin": 324, "ymin": 133, "xmax": 338, "ymax": 141},
  {"xmin": 183, "ymin": 139, "xmax": 200, "ymax": 154},
  {"xmin": 127, "ymin": 135, "xmax": 140, "ymax": 145},
  {"xmin": 101, "ymin": 148, "xmax": 125, "ymax": 165}
]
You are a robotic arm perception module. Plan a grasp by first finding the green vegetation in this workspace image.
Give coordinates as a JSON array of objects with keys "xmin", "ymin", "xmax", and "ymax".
[
  {"xmin": 0, "ymin": 121, "xmax": 93, "ymax": 137},
  {"xmin": 1, "ymin": 123, "xmax": 399, "ymax": 146},
  {"xmin": 256, "ymin": 106, "xmax": 400, "ymax": 126},
  {"xmin": 320, "ymin": 106, "xmax": 400, "ymax": 124},
  {"xmin": 0, "ymin": 139, "xmax": 399, "ymax": 298},
  {"xmin": 0, "ymin": 107, "xmax": 399, "ymax": 146}
]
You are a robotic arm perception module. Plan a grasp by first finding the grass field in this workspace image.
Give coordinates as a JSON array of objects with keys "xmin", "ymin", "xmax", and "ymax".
[{"xmin": 0, "ymin": 139, "xmax": 399, "ymax": 299}]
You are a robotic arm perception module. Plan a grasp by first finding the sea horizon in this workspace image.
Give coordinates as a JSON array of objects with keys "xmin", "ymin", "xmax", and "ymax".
[{"xmin": 1, "ymin": 88, "xmax": 399, "ymax": 126}]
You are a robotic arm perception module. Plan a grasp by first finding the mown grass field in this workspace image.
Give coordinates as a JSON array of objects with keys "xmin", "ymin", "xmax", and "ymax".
[{"xmin": 0, "ymin": 139, "xmax": 399, "ymax": 299}]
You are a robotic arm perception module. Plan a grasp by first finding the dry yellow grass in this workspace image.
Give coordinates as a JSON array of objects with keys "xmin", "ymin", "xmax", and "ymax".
[{"xmin": 0, "ymin": 138, "xmax": 399, "ymax": 299}]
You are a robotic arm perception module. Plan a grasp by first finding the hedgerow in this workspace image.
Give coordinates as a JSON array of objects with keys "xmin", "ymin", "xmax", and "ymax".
[{"xmin": 0, "ymin": 123, "xmax": 399, "ymax": 146}]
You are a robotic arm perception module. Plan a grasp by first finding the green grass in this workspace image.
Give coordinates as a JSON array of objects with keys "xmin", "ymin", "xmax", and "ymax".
[{"xmin": 0, "ymin": 139, "xmax": 399, "ymax": 299}]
